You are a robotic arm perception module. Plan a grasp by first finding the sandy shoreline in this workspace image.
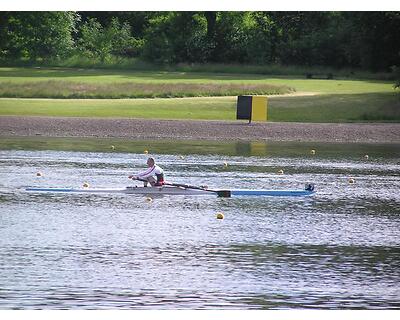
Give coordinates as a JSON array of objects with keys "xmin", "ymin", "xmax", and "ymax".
[{"xmin": 0, "ymin": 115, "xmax": 399, "ymax": 143}]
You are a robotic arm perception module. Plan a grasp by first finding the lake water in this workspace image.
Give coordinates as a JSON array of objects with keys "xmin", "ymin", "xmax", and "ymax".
[{"xmin": 0, "ymin": 140, "xmax": 399, "ymax": 309}]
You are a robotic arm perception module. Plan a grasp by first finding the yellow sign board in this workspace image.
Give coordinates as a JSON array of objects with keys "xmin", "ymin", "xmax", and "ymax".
[
  {"xmin": 251, "ymin": 96, "xmax": 268, "ymax": 121},
  {"xmin": 236, "ymin": 95, "xmax": 268, "ymax": 123}
]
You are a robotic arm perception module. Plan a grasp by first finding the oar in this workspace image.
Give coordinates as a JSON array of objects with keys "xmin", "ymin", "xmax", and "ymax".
[
  {"xmin": 164, "ymin": 181, "xmax": 231, "ymax": 197},
  {"xmin": 130, "ymin": 176, "xmax": 231, "ymax": 197}
]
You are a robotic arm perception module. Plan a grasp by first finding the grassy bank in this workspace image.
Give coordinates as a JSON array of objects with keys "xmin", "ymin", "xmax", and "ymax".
[
  {"xmin": 269, "ymin": 93, "xmax": 400, "ymax": 122},
  {"xmin": 0, "ymin": 67, "xmax": 393, "ymax": 94},
  {"xmin": 0, "ymin": 67, "xmax": 398, "ymax": 122},
  {"xmin": 1, "ymin": 93, "xmax": 398, "ymax": 122},
  {"xmin": 0, "ymin": 97, "xmax": 234, "ymax": 120}
]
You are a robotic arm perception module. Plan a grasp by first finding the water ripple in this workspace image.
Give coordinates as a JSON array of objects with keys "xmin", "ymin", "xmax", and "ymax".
[{"xmin": 0, "ymin": 146, "xmax": 399, "ymax": 309}]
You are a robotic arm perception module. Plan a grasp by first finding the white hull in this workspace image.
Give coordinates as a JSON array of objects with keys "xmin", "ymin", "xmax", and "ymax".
[
  {"xmin": 25, "ymin": 185, "xmax": 315, "ymax": 197},
  {"xmin": 26, "ymin": 185, "xmax": 211, "ymax": 195}
]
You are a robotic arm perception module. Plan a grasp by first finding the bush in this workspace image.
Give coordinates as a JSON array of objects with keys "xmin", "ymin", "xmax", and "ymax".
[
  {"xmin": 78, "ymin": 17, "xmax": 142, "ymax": 62},
  {"xmin": 1, "ymin": 12, "xmax": 78, "ymax": 60},
  {"xmin": 142, "ymin": 13, "xmax": 213, "ymax": 64},
  {"xmin": 141, "ymin": 15, "xmax": 175, "ymax": 64},
  {"xmin": 392, "ymin": 66, "xmax": 400, "ymax": 90}
]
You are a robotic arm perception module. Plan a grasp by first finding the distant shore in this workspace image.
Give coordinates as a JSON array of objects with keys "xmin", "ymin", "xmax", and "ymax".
[{"xmin": 1, "ymin": 116, "xmax": 399, "ymax": 143}]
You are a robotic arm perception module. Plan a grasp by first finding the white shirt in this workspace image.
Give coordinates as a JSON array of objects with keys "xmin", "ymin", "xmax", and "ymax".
[{"xmin": 136, "ymin": 164, "xmax": 164, "ymax": 180}]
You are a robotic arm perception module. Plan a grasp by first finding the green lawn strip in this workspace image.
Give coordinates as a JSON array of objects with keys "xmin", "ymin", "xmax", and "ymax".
[
  {"xmin": 269, "ymin": 92, "xmax": 400, "ymax": 122},
  {"xmin": 0, "ymin": 97, "xmax": 237, "ymax": 120},
  {"xmin": 0, "ymin": 67, "xmax": 394, "ymax": 96},
  {"xmin": 1, "ymin": 92, "xmax": 398, "ymax": 122}
]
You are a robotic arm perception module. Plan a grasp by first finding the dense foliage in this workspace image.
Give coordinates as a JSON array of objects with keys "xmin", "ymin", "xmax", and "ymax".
[{"xmin": 0, "ymin": 11, "xmax": 399, "ymax": 72}]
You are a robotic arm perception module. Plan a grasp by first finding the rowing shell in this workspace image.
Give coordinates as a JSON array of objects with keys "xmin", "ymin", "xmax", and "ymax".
[{"xmin": 25, "ymin": 185, "xmax": 315, "ymax": 197}]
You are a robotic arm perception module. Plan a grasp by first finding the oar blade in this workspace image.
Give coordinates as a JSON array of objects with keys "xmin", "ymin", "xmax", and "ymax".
[{"xmin": 216, "ymin": 190, "xmax": 231, "ymax": 197}]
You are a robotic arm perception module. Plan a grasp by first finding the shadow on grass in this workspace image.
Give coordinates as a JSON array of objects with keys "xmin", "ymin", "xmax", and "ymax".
[
  {"xmin": 0, "ymin": 66, "xmax": 395, "ymax": 84},
  {"xmin": 0, "ymin": 67, "xmax": 317, "ymax": 83}
]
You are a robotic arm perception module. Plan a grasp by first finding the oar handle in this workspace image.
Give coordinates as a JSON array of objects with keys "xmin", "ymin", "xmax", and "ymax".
[
  {"xmin": 130, "ymin": 177, "xmax": 231, "ymax": 197},
  {"xmin": 130, "ymin": 176, "xmax": 150, "ymax": 183}
]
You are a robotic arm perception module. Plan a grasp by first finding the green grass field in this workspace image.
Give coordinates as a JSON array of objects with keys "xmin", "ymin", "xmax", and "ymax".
[
  {"xmin": 0, "ymin": 67, "xmax": 398, "ymax": 122},
  {"xmin": 1, "ymin": 93, "xmax": 398, "ymax": 122},
  {"xmin": 0, "ymin": 67, "xmax": 393, "ymax": 93}
]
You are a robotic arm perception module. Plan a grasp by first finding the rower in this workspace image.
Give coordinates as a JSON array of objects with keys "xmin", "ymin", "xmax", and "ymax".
[{"xmin": 129, "ymin": 157, "xmax": 165, "ymax": 187}]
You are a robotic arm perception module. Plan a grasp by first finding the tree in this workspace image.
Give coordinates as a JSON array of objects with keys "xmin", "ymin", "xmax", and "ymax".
[
  {"xmin": 77, "ymin": 11, "xmax": 156, "ymax": 39},
  {"xmin": 2, "ymin": 12, "xmax": 78, "ymax": 60},
  {"xmin": 211, "ymin": 12, "xmax": 249, "ymax": 63},
  {"xmin": 78, "ymin": 17, "xmax": 141, "ymax": 61},
  {"xmin": 1, "ymin": 11, "xmax": 399, "ymax": 71},
  {"xmin": 0, "ymin": 12, "xmax": 9, "ymax": 57},
  {"xmin": 141, "ymin": 13, "xmax": 176, "ymax": 64},
  {"xmin": 245, "ymin": 12, "xmax": 279, "ymax": 64},
  {"xmin": 142, "ymin": 12, "xmax": 208, "ymax": 64},
  {"xmin": 343, "ymin": 12, "xmax": 400, "ymax": 71},
  {"xmin": 268, "ymin": 12, "xmax": 334, "ymax": 66}
]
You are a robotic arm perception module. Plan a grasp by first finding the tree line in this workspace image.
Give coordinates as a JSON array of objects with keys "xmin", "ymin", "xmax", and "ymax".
[{"xmin": 0, "ymin": 11, "xmax": 399, "ymax": 72}]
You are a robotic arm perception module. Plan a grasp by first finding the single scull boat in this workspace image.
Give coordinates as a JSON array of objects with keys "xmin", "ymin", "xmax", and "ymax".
[{"xmin": 25, "ymin": 184, "xmax": 315, "ymax": 197}]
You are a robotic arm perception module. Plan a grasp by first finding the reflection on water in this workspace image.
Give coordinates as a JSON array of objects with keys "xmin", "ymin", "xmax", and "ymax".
[
  {"xmin": 0, "ymin": 141, "xmax": 399, "ymax": 309},
  {"xmin": 1, "ymin": 136, "xmax": 400, "ymax": 158}
]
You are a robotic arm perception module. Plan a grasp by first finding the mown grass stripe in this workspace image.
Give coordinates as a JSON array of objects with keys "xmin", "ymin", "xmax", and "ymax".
[{"xmin": 0, "ymin": 80, "xmax": 294, "ymax": 99}]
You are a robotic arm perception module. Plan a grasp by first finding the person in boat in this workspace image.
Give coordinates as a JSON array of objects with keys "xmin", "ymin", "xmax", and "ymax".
[{"xmin": 129, "ymin": 157, "xmax": 165, "ymax": 187}]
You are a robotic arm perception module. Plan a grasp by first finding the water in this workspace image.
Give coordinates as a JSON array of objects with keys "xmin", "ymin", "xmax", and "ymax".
[{"xmin": 0, "ymin": 141, "xmax": 399, "ymax": 309}]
